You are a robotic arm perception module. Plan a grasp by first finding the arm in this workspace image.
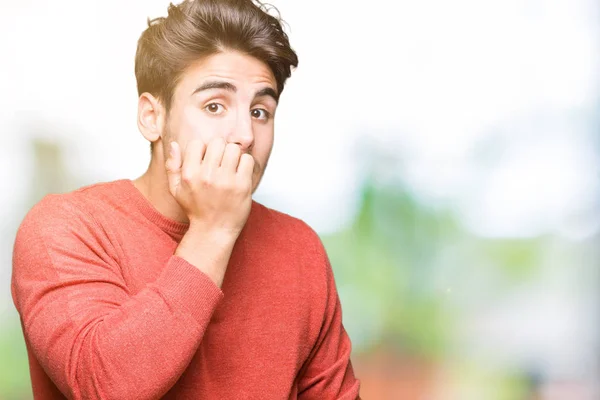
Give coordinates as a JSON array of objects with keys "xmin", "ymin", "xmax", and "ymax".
[
  {"xmin": 12, "ymin": 197, "xmax": 229, "ymax": 400},
  {"xmin": 297, "ymin": 237, "xmax": 361, "ymax": 400}
]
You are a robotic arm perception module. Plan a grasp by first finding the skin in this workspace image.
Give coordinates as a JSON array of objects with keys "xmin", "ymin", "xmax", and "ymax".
[{"xmin": 132, "ymin": 50, "xmax": 280, "ymax": 286}]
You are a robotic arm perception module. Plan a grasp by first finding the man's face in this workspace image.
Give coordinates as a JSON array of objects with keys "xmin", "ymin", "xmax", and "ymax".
[{"xmin": 163, "ymin": 50, "xmax": 278, "ymax": 193}]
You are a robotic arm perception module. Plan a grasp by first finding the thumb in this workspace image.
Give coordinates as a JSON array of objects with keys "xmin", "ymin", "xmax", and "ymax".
[{"xmin": 165, "ymin": 141, "xmax": 182, "ymax": 196}]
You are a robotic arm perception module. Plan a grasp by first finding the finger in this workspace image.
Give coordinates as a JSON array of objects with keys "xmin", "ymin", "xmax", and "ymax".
[
  {"xmin": 165, "ymin": 141, "xmax": 182, "ymax": 195},
  {"xmin": 185, "ymin": 139, "xmax": 207, "ymax": 164},
  {"xmin": 221, "ymin": 143, "xmax": 242, "ymax": 171},
  {"xmin": 237, "ymin": 153, "xmax": 255, "ymax": 177},
  {"xmin": 182, "ymin": 139, "xmax": 206, "ymax": 184},
  {"xmin": 203, "ymin": 137, "xmax": 227, "ymax": 168}
]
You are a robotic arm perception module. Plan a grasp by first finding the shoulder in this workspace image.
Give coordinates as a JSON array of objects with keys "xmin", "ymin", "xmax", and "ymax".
[
  {"xmin": 12, "ymin": 182, "xmax": 126, "ymax": 311},
  {"xmin": 250, "ymin": 200, "xmax": 324, "ymax": 250},
  {"xmin": 249, "ymin": 201, "xmax": 330, "ymax": 277},
  {"xmin": 16, "ymin": 180, "xmax": 126, "ymax": 242},
  {"xmin": 72, "ymin": 179, "xmax": 130, "ymax": 205},
  {"xmin": 19, "ymin": 192, "xmax": 88, "ymax": 237}
]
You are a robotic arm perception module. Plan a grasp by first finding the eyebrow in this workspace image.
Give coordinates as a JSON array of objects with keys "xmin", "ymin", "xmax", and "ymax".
[
  {"xmin": 192, "ymin": 80, "xmax": 279, "ymax": 103},
  {"xmin": 255, "ymin": 87, "xmax": 279, "ymax": 103}
]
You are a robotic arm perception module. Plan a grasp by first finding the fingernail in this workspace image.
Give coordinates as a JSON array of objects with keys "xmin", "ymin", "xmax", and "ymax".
[{"xmin": 169, "ymin": 142, "xmax": 175, "ymax": 157}]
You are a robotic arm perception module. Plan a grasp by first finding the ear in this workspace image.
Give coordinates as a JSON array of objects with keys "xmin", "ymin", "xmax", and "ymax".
[{"xmin": 137, "ymin": 93, "xmax": 166, "ymax": 144}]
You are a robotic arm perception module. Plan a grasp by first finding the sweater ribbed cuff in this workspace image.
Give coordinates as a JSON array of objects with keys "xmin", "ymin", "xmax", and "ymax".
[{"xmin": 154, "ymin": 256, "xmax": 224, "ymax": 326}]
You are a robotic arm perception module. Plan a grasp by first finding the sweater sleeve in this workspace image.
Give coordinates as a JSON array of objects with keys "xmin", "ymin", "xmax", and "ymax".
[
  {"xmin": 11, "ymin": 196, "xmax": 223, "ymax": 400},
  {"xmin": 296, "ymin": 234, "xmax": 361, "ymax": 400}
]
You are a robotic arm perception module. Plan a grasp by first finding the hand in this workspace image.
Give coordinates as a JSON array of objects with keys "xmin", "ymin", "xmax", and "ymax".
[{"xmin": 165, "ymin": 137, "xmax": 254, "ymax": 238}]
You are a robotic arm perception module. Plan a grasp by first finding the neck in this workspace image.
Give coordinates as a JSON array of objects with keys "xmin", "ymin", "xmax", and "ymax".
[{"xmin": 133, "ymin": 144, "xmax": 189, "ymax": 224}]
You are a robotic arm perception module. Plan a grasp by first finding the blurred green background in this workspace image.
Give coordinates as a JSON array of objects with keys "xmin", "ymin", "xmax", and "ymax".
[{"xmin": 1, "ymin": 0, "xmax": 599, "ymax": 399}]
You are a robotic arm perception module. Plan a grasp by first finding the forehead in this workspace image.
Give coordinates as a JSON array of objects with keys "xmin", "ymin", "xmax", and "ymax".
[{"xmin": 179, "ymin": 50, "xmax": 277, "ymax": 90}]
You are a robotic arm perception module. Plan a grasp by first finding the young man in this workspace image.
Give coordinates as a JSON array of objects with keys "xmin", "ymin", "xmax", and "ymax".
[{"xmin": 11, "ymin": 0, "xmax": 360, "ymax": 399}]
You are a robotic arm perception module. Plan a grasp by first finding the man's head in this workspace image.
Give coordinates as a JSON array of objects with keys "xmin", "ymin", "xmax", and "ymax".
[{"xmin": 135, "ymin": 0, "xmax": 298, "ymax": 192}]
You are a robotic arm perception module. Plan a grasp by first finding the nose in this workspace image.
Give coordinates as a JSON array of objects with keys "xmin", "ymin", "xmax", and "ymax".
[{"xmin": 227, "ymin": 111, "xmax": 254, "ymax": 152}]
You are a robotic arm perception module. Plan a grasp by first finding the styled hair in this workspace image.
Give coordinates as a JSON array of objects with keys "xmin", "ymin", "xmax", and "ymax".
[{"xmin": 135, "ymin": 0, "xmax": 298, "ymax": 112}]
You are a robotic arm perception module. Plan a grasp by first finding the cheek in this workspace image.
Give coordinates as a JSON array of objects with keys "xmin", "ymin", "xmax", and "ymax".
[
  {"xmin": 180, "ymin": 107, "xmax": 225, "ymax": 143},
  {"xmin": 252, "ymin": 127, "xmax": 274, "ymax": 161},
  {"xmin": 166, "ymin": 108, "xmax": 210, "ymax": 149}
]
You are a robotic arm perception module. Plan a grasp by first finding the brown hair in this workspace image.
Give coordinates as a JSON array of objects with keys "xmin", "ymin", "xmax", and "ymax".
[{"xmin": 135, "ymin": 0, "xmax": 298, "ymax": 113}]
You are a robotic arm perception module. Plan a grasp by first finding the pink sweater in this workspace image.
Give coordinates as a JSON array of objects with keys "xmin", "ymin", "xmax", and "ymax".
[{"xmin": 11, "ymin": 180, "xmax": 360, "ymax": 399}]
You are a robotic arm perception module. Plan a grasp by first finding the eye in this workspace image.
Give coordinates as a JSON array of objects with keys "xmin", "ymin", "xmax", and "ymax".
[
  {"xmin": 205, "ymin": 103, "xmax": 225, "ymax": 115},
  {"xmin": 251, "ymin": 108, "xmax": 271, "ymax": 121}
]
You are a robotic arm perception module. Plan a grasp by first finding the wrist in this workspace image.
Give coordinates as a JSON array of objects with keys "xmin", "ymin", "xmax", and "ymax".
[
  {"xmin": 175, "ymin": 223, "xmax": 239, "ymax": 288},
  {"xmin": 186, "ymin": 221, "xmax": 240, "ymax": 247}
]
